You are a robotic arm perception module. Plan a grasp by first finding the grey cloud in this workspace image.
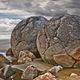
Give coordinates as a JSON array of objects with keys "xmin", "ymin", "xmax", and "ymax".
[
  {"xmin": 65, "ymin": 0, "xmax": 80, "ymax": 8},
  {"xmin": 1, "ymin": 0, "xmax": 80, "ymax": 17}
]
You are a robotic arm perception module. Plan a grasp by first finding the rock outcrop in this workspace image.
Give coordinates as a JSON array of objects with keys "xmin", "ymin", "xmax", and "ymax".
[
  {"xmin": 11, "ymin": 16, "xmax": 47, "ymax": 58},
  {"xmin": 37, "ymin": 14, "xmax": 80, "ymax": 67}
]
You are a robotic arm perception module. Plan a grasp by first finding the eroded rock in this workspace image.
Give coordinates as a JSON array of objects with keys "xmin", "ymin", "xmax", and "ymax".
[
  {"xmin": 11, "ymin": 16, "xmax": 47, "ymax": 58},
  {"xmin": 12, "ymin": 58, "xmax": 53, "ymax": 73},
  {"xmin": 67, "ymin": 73, "xmax": 80, "ymax": 80},
  {"xmin": 53, "ymin": 54, "xmax": 75, "ymax": 67},
  {"xmin": 0, "ymin": 54, "xmax": 10, "ymax": 68},
  {"xmin": 37, "ymin": 14, "xmax": 80, "ymax": 67},
  {"xmin": 3, "ymin": 65, "xmax": 16, "ymax": 79},
  {"xmin": 34, "ymin": 72, "xmax": 56, "ymax": 80},
  {"xmin": 48, "ymin": 65, "xmax": 63, "ymax": 75},
  {"xmin": 70, "ymin": 47, "xmax": 80, "ymax": 61},
  {"xmin": 21, "ymin": 65, "xmax": 40, "ymax": 80},
  {"xmin": 18, "ymin": 50, "xmax": 35, "ymax": 64}
]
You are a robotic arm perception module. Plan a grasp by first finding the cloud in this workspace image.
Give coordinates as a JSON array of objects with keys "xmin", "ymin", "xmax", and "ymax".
[
  {"xmin": 0, "ymin": 18, "xmax": 21, "ymax": 31},
  {"xmin": 0, "ymin": 0, "xmax": 80, "ymax": 17}
]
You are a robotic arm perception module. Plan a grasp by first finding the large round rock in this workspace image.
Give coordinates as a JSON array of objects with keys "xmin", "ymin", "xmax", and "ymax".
[
  {"xmin": 11, "ymin": 16, "xmax": 47, "ymax": 58},
  {"xmin": 37, "ymin": 14, "xmax": 80, "ymax": 67}
]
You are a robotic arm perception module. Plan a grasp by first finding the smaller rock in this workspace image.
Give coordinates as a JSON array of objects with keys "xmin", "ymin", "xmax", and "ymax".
[
  {"xmin": 34, "ymin": 72, "xmax": 56, "ymax": 80},
  {"xmin": 3, "ymin": 65, "xmax": 16, "ymax": 79},
  {"xmin": 0, "ymin": 54, "xmax": 10, "ymax": 68},
  {"xmin": 48, "ymin": 65, "xmax": 63, "ymax": 75},
  {"xmin": 68, "ymin": 73, "xmax": 80, "ymax": 80},
  {"xmin": 53, "ymin": 54, "xmax": 75, "ymax": 67},
  {"xmin": 70, "ymin": 73, "xmax": 78, "ymax": 77},
  {"xmin": 18, "ymin": 50, "xmax": 36, "ymax": 64},
  {"xmin": 70, "ymin": 47, "xmax": 80, "ymax": 60},
  {"xmin": 10, "ymin": 68, "xmax": 23, "ymax": 80},
  {"xmin": 12, "ymin": 58, "xmax": 53, "ymax": 72},
  {"xmin": 0, "ymin": 68, "xmax": 4, "ymax": 78},
  {"xmin": 6, "ymin": 48, "xmax": 14, "ymax": 57},
  {"xmin": 21, "ymin": 65, "xmax": 40, "ymax": 80}
]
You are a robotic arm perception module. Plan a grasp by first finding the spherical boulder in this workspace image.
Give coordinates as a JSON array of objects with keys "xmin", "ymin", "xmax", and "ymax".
[
  {"xmin": 11, "ymin": 16, "xmax": 47, "ymax": 58},
  {"xmin": 37, "ymin": 14, "xmax": 80, "ymax": 67}
]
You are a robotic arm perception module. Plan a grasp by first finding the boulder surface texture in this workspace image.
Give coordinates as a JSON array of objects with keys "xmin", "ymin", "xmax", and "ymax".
[
  {"xmin": 11, "ymin": 16, "xmax": 47, "ymax": 58},
  {"xmin": 37, "ymin": 14, "xmax": 80, "ymax": 67}
]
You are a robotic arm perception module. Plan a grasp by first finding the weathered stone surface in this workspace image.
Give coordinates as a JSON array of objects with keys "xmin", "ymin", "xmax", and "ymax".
[
  {"xmin": 48, "ymin": 65, "xmax": 63, "ymax": 75},
  {"xmin": 10, "ymin": 68, "xmax": 23, "ymax": 80},
  {"xmin": 3, "ymin": 65, "xmax": 16, "ymax": 79},
  {"xmin": 21, "ymin": 65, "xmax": 40, "ymax": 80},
  {"xmin": 0, "ymin": 54, "xmax": 10, "ymax": 68},
  {"xmin": 66, "ymin": 73, "xmax": 80, "ymax": 80},
  {"xmin": 56, "ymin": 68, "xmax": 80, "ymax": 80},
  {"xmin": 11, "ymin": 16, "xmax": 47, "ymax": 58},
  {"xmin": 53, "ymin": 54, "xmax": 75, "ymax": 67},
  {"xmin": 37, "ymin": 14, "xmax": 80, "ymax": 67},
  {"xmin": 18, "ymin": 50, "xmax": 35, "ymax": 64},
  {"xmin": 34, "ymin": 72, "xmax": 56, "ymax": 80},
  {"xmin": 12, "ymin": 58, "xmax": 53, "ymax": 72},
  {"xmin": 70, "ymin": 47, "xmax": 80, "ymax": 61}
]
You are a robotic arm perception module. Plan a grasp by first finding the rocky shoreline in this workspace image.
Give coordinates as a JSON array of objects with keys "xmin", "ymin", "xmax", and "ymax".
[
  {"xmin": 0, "ymin": 52, "xmax": 80, "ymax": 80},
  {"xmin": 0, "ymin": 14, "xmax": 80, "ymax": 80}
]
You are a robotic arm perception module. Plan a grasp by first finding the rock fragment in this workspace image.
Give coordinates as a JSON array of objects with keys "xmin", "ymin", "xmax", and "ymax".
[
  {"xmin": 34, "ymin": 72, "xmax": 56, "ymax": 80},
  {"xmin": 21, "ymin": 65, "xmax": 40, "ymax": 80},
  {"xmin": 18, "ymin": 50, "xmax": 35, "ymax": 64}
]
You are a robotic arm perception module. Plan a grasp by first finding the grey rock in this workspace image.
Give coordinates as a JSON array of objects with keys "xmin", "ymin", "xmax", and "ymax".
[
  {"xmin": 0, "ymin": 78, "xmax": 4, "ymax": 80},
  {"xmin": 33, "ymin": 72, "xmax": 56, "ymax": 80},
  {"xmin": 0, "ymin": 54, "xmax": 10, "ymax": 68},
  {"xmin": 48, "ymin": 65, "xmax": 63, "ymax": 75},
  {"xmin": 3, "ymin": 65, "xmax": 16, "ymax": 79},
  {"xmin": 21, "ymin": 65, "xmax": 40, "ymax": 80},
  {"xmin": 11, "ymin": 16, "xmax": 47, "ymax": 58},
  {"xmin": 12, "ymin": 58, "xmax": 53, "ymax": 72},
  {"xmin": 37, "ymin": 14, "xmax": 80, "ymax": 67}
]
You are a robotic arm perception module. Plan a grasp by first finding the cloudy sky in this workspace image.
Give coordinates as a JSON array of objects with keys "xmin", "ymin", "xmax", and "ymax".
[
  {"xmin": 0, "ymin": 0, "xmax": 80, "ymax": 51},
  {"xmin": 1, "ymin": 0, "xmax": 80, "ymax": 17}
]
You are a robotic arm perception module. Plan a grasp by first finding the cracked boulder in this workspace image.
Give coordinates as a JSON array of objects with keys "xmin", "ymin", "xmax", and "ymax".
[
  {"xmin": 11, "ymin": 16, "xmax": 47, "ymax": 58},
  {"xmin": 37, "ymin": 14, "xmax": 80, "ymax": 67}
]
